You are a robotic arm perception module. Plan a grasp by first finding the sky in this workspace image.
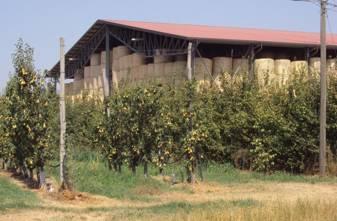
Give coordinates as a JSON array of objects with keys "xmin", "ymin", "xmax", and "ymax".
[{"xmin": 1, "ymin": 0, "xmax": 337, "ymax": 92}]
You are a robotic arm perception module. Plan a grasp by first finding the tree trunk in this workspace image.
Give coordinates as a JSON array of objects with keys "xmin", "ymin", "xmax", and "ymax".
[
  {"xmin": 144, "ymin": 161, "xmax": 148, "ymax": 178},
  {"xmin": 159, "ymin": 167, "xmax": 163, "ymax": 176},
  {"xmin": 39, "ymin": 166, "xmax": 46, "ymax": 188},
  {"xmin": 131, "ymin": 163, "xmax": 136, "ymax": 175},
  {"xmin": 118, "ymin": 163, "xmax": 122, "ymax": 173}
]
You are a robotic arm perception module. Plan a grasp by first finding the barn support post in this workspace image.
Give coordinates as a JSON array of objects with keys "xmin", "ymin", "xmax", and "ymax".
[
  {"xmin": 104, "ymin": 27, "xmax": 111, "ymax": 97},
  {"xmin": 248, "ymin": 45, "xmax": 255, "ymax": 84},
  {"xmin": 103, "ymin": 27, "xmax": 111, "ymax": 116}
]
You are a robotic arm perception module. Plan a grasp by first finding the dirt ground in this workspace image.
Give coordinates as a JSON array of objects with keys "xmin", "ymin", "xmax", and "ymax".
[{"xmin": 1, "ymin": 171, "xmax": 337, "ymax": 221}]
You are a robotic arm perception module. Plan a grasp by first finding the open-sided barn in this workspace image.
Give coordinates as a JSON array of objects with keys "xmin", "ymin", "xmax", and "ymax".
[{"xmin": 49, "ymin": 19, "xmax": 337, "ymax": 100}]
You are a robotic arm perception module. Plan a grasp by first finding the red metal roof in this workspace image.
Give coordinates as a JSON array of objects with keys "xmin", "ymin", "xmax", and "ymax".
[{"xmin": 101, "ymin": 19, "xmax": 337, "ymax": 47}]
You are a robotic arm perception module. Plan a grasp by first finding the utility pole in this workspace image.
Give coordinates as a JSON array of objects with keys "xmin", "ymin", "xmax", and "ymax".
[
  {"xmin": 59, "ymin": 37, "xmax": 67, "ymax": 189},
  {"xmin": 319, "ymin": 0, "xmax": 327, "ymax": 176}
]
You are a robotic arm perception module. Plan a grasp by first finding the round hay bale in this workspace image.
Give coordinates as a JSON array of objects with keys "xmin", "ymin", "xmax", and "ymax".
[
  {"xmin": 113, "ymin": 46, "xmax": 131, "ymax": 59},
  {"xmin": 328, "ymin": 58, "xmax": 337, "ymax": 75},
  {"xmin": 90, "ymin": 53, "xmax": 101, "ymax": 66},
  {"xmin": 291, "ymin": 61, "xmax": 309, "ymax": 80},
  {"xmin": 195, "ymin": 58, "xmax": 212, "ymax": 81},
  {"xmin": 255, "ymin": 58, "xmax": 275, "ymax": 87},
  {"xmin": 275, "ymin": 59, "xmax": 291, "ymax": 86},
  {"xmin": 233, "ymin": 58, "xmax": 249, "ymax": 74},
  {"xmin": 212, "ymin": 57, "xmax": 232, "ymax": 76},
  {"xmin": 132, "ymin": 53, "xmax": 146, "ymax": 67}
]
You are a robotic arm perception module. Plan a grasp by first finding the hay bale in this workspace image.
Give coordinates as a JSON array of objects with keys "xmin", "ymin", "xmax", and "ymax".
[
  {"xmin": 164, "ymin": 62, "xmax": 174, "ymax": 77},
  {"xmin": 100, "ymin": 50, "xmax": 114, "ymax": 65},
  {"xmin": 173, "ymin": 61, "xmax": 187, "ymax": 79},
  {"xmin": 328, "ymin": 58, "xmax": 337, "ymax": 74},
  {"xmin": 84, "ymin": 66, "xmax": 91, "ymax": 79},
  {"xmin": 131, "ymin": 53, "xmax": 146, "ymax": 67},
  {"xmin": 65, "ymin": 82, "xmax": 73, "ymax": 95},
  {"xmin": 233, "ymin": 58, "xmax": 249, "ymax": 74},
  {"xmin": 291, "ymin": 60, "xmax": 309, "ymax": 80},
  {"xmin": 154, "ymin": 63, "xmax": 165, "ymax": 78},
  {"xmin": 154, "ymin": 55, "xmax": 172, "ymax": 64},
  {"xmin": 212, "ymin": 57, "xmax": 233, "ymax": 76},
  {"xmin": 113, "ymin": 46, "xmax": 131, "ymax": 60},
  {"xmin": 147, "ymin": 64, "xmax": 155, "ymax": 80},
  {"xmin": 309, "ymin": 57, "xmax": 321, "ymax": 73},
  {"xmin": 274, "ymin": 59, "xmax": 291, "ymax": 86},
  {"xmin": 90, "ymin": 53, "xmax": 101, "ymax": 66},
  {"xmin": 73, "ymin": 69, "xmax": 83, "ymax": 81},
  {"xmin": 118, "ymin": 55, "xmax": 132, "ymax": 70},
  {"xmin": 255, "ymin": 58, "xmax": 275, "ymax": 87},
  {"xmin": 195, "ymin": 58, "xmax": 213, "ymax": 81},
  {"xmin": 90, "ymin": 65, "xmax": 101, "ymax": 78}
]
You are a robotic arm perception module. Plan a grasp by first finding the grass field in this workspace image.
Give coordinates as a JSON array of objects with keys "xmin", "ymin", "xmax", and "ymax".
[
  {"xmin": 0, "ymin": 175, "xmax": 40, "ymax": 211},
  {"xmin": 2, "ymin": 156, "xmax": 337, "ymax": 220}
]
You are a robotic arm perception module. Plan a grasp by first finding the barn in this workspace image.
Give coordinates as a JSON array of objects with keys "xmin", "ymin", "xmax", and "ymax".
[{"xmin": 48, "ymin": 19, "xmax": 337, "ymax": 100}]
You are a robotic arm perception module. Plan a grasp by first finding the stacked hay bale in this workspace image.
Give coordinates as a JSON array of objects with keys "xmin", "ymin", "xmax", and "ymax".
[
  {"xmin": 72, "ymin": 69, "xmax": 84, "ymax": 100},
  {"xmin": 328, "ymin": 58, "xmax": 337, "ymax": 77},
  {"xmin": 255, "ymin": 58, "xmax": 275, "ymax": 87},
  {"xmin": 274, "ymin": 59, "xmax": 291, "ymax": 86},
  {"xmin": 172, "ymin": 61, "xmax": 187, "ymax": 85},
  {"xmin": 112, "ymin": 46, "xmax": 131, "ymax": 87},
  {"xmin": 212, "ymin": 57, "xmax": 233, "ymax": 88},
  {"xmin": 309, "ymin": 57, "xmax": 321, "ymax": 79},
  {"xmin": 65, "ymin": 82, "xmax": 74, "ymax": 100},
  {"xmin": 290, "ymin": 60, "xmax": 309, "ymax": 80}
]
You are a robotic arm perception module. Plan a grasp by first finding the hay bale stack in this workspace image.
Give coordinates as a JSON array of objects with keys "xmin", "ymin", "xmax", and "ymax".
[
  {"xmin": 255, "ymin": 58, "xmax": 275, "ymax": 87},
  {"xmin": 164, "ymin": 62, "xmax": 174, "ymax": 78},
  {"xmin": 212, "ymin": 57, "xmax": 232, "ymax": 87},
  {"xmin": 100, "ymin": 50, "xmax": 114, "ymax": 65},
  {"xmin": 118, "ymin": 55, "xmax": 132, "ymax": 70},
  {"xmin": 275, "ymin": 59, "xmax": 291, "ymax": 86},
  {"xmin": 233, "ymin": 58, "xmax": 249, "ymax": 74},
  {"xmin": 212, "ymin": 57, "xmax": 233, "ymax": 76},
  {"xmin": 84, "ymin": 66, "xmax": 91, "ymax": 79},
  {"xmin": 154, "ymin": 63, "xmax": 165, "ymax": 78},
  {"xmin": 291, "ymin": 61, "xmax": 309, "ymax": 80},
  {"xmin": 90, "ymin": 53, "xmax": 101, "ymax": 66},
  {"xmin": 309, "ymin": 57, "xmax": 321, "ymax": 73},
  {"xmin": 328, "ymin": 59, "xmax": 337, "ymax": 74},
  {"xmin": 65, "ymin": 82, "xmax": 73, "ymax": 95},
  {"xmin": 131, "ymin": 53, "xmax": 146, "ymax": 67},
  {"xmin": 147, "ymin": 63, "xmax": 155, "ymax": 80},
  {"xmin": 154, "ymin": 55, "xmax": 172, "ymax": 64},
  {"xmin": 73, "ymin": 79, "xmax": 84, "ymax": 95},
  {"xmin": 173, "ymin": 61, "xmax": 187, "ymax": 79},
  {"xmin": 195, "ymin": 58, "xmax": 213, "ymax": 81},
  {"xmin": 90, "ymin": 65, "xmax": 102, "ymax": 78},
  {"xmin": 73, "ymin": 70, "xmax": 83, "ymax": 81},
  {"xmin": 113, "ymin": 46, "xmax": 131, "ymax": 59}
]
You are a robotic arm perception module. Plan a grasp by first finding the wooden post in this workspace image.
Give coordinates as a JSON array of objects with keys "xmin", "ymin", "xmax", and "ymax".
[
  {"xmin": 59, "ymin": 37, "xmax": 67, "ymax": 189},
  {"xmin": 248, "ymin": 45, "xmax": 255, "ymax": 83},
  {"xmin": 187, "ymin": 42, "xmax": 193, "ymax": 81},
  {"xmin": 319, "ymin": 0, "xmax": 327, "ymax": 176},
  {"xmin": 104, "ymin": 28, "xmax": 111, "ymax": 97}
]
